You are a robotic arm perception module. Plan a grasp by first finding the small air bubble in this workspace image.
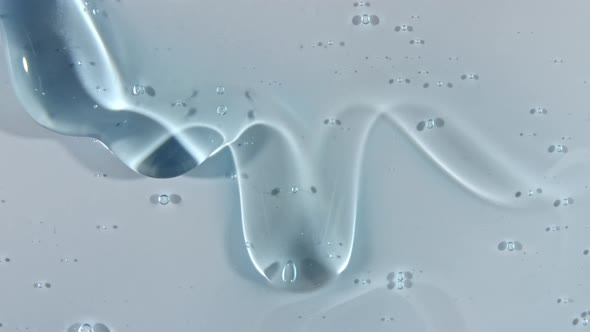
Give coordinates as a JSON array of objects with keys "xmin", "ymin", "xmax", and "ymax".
[
  {"xmin": 217, "ymin": 105, "xmax": 228, "ymax": 116},
  {"xmin": 158, "ymin": 194, "xmax": 170, "ymax": 205},
  {"xmin": 132, "ymin": 85, "xmax": 145, "ymax": 95},
  {"xmin": 216, "ymin": 86, "xmax": 225, "ymax": 95},
  {"xmin": 426, "ymin": 119, "xmax": 435, "ymax": 129},
  {"xmin": 507, "ymin": 242, "xmax": 515, "ymax": 251},
  {"xmin": 291, "ymin": 186, "xmax": 299, "ymax": 193},
  {"xmin": 78, "ymin": 324, "xmax": 93, "ymax": 332},
  {"xmin": 362, "ymin": 14, "xmax": 370, "ymax": 24},
  {"xmin": 394, "ymin": 25, "xmax": 413, "ymax": 32},
  {"xmin": 530, "ymin": 107, "xmax": 548, "ymax": 115}
]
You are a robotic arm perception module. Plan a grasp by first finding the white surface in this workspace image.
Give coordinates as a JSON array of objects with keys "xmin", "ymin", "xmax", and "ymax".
[{"xmin": 1, "ymin": 0, "xmax": 590, "ymax": 331}]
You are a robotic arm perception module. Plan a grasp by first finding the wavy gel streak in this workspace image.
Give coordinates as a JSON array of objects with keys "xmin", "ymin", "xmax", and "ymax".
[{"xmin": 0, "ymin": 0, "xmax": 535, "ymax": 291}]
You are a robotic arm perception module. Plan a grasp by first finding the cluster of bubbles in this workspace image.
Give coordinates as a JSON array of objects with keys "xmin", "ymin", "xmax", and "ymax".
[
  {"xmin": 416, "ymin": 118, "xmax": 445, "ymax": 131},
  {"xmin": 394, "ymin": 25, "xmax": 413, "ymax": 32},
  {"xmin": 352, "ymin": 14, "xmax": 380, "ymax": 25},
  {"xmin": 519, "ymin": 132, "xmax": 537, "ymax": 137},
  {"xmin": 545, "ymin": 225, "xmax": 562, "ymax": 232},
  {"xmin": 172, "ymin": 99, "xmax": 187, "ymax": 108},
  {"xmin": 389, "ymin": 78, "xmax": 411, "ymax": 84},
  {"xmin": 33, "ymin": 282, "xmax": 52, "ymax": 288},
  {"xmin": 351, "ymin": 3, "xmax": 379, "ymax": 26},
  {"xmin": 270, "ymin": 186, "xmax": 317, "ymax": 196},
  {"xmin": 514, "ymin": 188, "xmax": 542, "ymax": 198},
  {"xmin": 131, "ymin": 84, "xmax": 156, "ymax": 96},
  {"xmin": 380, "ymin": 316, "xmax": 395, "ymax": 322},
  {"xmin": 353, "ymin": 278, "xmax": 372, "ymax": 285},
  {"xmin": 70, "ymin": 322, "xmax": 111, "ymax": 332},
  {"xmin": 95, "ymin": 225, "xmax": 118, "ymax": 230},
  {"xmin": 460, "ymin": 73, "xmax": 480, "ymax": 80},
  {"xmin": 548, "ymin": 144, "xmax": 568, "ymax": 153},
  {"xmin": 529, "ymin": 107, "xmax": 548, "ymax": 115},
  {"xmin": 386, "ymin": 271, "xmax": 413, "ymax": 290},
  {"xmin": 150, "ymin": 194, "xmax": 182, "ymax": 206},
  {"xmin": 422, "ymin": 81, "xmax": 454, "ymax": 88},
  {"xmin": 324, "ymin": 118, "xmax": 342, "ymax": 125},
  {"xmin": 557, "ymin": 297, "xmax": 573, "ymax": 304},
  {"xmin": 409, "ymin": 39, "xmax": 425, "ymax": 45},
  {"xmin": 60, "ymin": 258, "xmax": 79, "ymax": 263},
  {"xmin": 553, "ymin": 197, "xmax": 574, "ymax": 207},
  {"xmin": 572, "ymin": 311, "xmax": 590, "ymax": 326},
  {"xmin": 498, "ymin": 241, "xmax": 523, "ymax": 252}
]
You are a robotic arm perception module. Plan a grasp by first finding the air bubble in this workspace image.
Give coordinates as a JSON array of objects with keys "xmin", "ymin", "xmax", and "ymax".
[
  {"xmin": 78, "ymin": 324, "xmax": 93, "ymax": 332},
  {"xmin": 507, "ymin": 242, "xmax": 515, "ymax": 251},
  {"xmin": 217, "ymin": 105, "xmax": 228, "ymax": 116},
  {"xmin": 172, "ymin": 100, "xmax": 186, "ymax": 107},
  {"xmin": 394, "ymin": 25, "xmax": 413, "ymax": 32},
  {"xmin": 216, "ymin": 86, "xmax": 225, "ymax": 95},
  {"xmin": 426, "ymin": 119, "xmax": 434, "ymax": 129},
  {"xmin": 530, "ymin": 107, "xmax": 548, "ymax": 115},
  {"xmin": 132, "ymin": 85, "xmax": 145, "ymax": 95},
  {"xmin": 548, "ymin": 145, "xmax": 568, "ymax": 153},
  {"xmin": 324, "ymin": 118, "xmax": 341, "ymax": 125},
  {"xmin": 362, "ymin": 14, "xmax": 370, "ymax": 24},
  {"xmin": 291, "ymin": 186, "xmax": 299, "ymax": 193},
  {"xmin": 158, "ymin": 194, "xmax": 170, "ymax": 205},
  {"xmin": 33, "ymin": 283, "xmax": 43, "ymax": 288},
  {"xmin": 281, "ymin": 260, "xmax": 297, "ymax": 283},
  {"xmin": 409, "ymin": 39, "xmax": 425, "ymax": 45},
  {"xmin": 460, "ymin": 73, "xmax": 479, "ymax": 80},
  {"xmin": 499, "ymin": 241, "xmax": 522, "ymax": 251}
]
